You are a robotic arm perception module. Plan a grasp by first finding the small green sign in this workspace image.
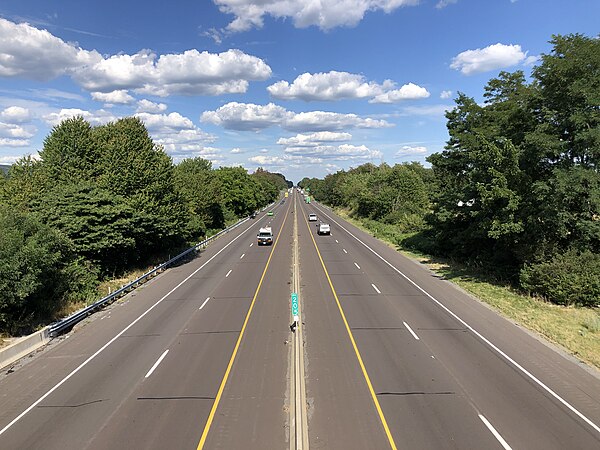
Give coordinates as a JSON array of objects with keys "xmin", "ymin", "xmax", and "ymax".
[{"xmin": 291, "ymin": 292, "xmax": 299, "ymax": 318}]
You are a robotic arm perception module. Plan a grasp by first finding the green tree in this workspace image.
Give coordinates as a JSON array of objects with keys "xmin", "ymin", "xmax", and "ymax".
[
  {"xmin": 39, "ymin": 116, "xmax": 98, "ymax": 183},
  {"xmin": 0, "ymin": 207, "xmax": 88, "ymax": 333}
]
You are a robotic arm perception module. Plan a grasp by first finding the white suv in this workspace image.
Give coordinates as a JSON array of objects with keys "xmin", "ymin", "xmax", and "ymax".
[{"xmin": 308, "ymin": 213, "xmax": 317, "ymax": 221}]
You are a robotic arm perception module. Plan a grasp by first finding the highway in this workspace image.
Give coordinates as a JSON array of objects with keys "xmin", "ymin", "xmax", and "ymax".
[{"xmin": 0, "ymin": 189, "xmax": 599, "ymax": 449}]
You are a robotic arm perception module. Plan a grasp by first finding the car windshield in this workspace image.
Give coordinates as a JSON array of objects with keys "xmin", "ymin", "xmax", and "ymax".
[{"xmin": 259, "ymin": 232, "xmax": 272, "ymax": 237}]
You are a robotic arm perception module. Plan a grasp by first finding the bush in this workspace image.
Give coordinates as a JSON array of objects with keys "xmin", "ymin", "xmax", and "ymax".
[{"xmin": 520, "ymin": 250, "xmax": 600, "ymax": 306}]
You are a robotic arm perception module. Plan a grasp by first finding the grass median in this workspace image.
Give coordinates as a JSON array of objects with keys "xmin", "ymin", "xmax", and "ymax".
[{"xmin": 333, "ymin": 208, "xmax": 600, "ymax": 371}]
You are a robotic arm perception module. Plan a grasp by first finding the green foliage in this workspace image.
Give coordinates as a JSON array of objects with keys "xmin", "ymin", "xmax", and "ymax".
[
  {"xmin": 0, "ymin": 156, "xmax": 48, "ymax": 210},
  {"xmin": 39, "ymin": 116, "xmax": 98, "ymax": 183},
  {"xmin": 0, "ymin": 207, "xmax": 93, "ymax": 333},
  {"xmin": 427, "ymin": 33, "xmax": 600, "ymax": 289},
  {"xmin": 36, "ymin": 183, "xmax": 141, "ymax": 274},
  {"xmin": 520, "ymin": 250, "xmax": 600, "ymax": 306}
]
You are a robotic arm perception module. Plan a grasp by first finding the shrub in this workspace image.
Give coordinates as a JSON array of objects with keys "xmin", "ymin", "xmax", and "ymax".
[{"xmin": 520, "ymin": 250, "xmax": 600, "ymax": 306}]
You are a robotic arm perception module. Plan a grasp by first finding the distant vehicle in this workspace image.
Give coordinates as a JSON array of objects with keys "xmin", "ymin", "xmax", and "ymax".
[
  {"xmin": 257, "ymin": 227, "xmax": 273, "ymax": 245},
  {"xmin": 308, "ymin": 213, "xmax": 317, "ymax": 222},
  {"xmin": 267, "ymin": 210, "xmax": 274, "ymax": 216},
  {"xmin": 317, "ymin": 223, "xmax": 331, "ymax": 235},
  {"xmin": 285, "ymin": 192, "xmax": 289, "ymax": 198},
  {"xmin": 250, "ymin": 211, "xmax": 257, "ymax": 219},
  {"xmin": 280, "ymin": 200, "xmax": 285, "ymax": 204}
]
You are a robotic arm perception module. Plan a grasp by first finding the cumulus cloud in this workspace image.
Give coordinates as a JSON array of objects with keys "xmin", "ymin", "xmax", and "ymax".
[
  {"xmin": 277, "ymin": 131, "xmax": 352, "ymax": 146},
  {"xmin": 450, "ymin": 43, "xmax": 529, "ymax": 75},
  {"xmin": 440, "ymin": 90, "xmax": 453, "ymax": 99},
  {"xmin": 248, "ymin": 154, "xmax": 285, "ymax": 166},
  {"xmin": 370, "ymin": 82, "xmax": 430, "ymax": 103},
  {"xmin": 201, "ymin": 102, "xmax": 392, "ymax": 132},
  {"xmin": 91, "ymin": 90, "xmax": 135, "ymax": 105},
  {"xmin": 213, "ymin": 0, "xmax": 419, "ymax": 32},
  {"xmin": 395, "ymin": 145, "xmax": 428, "ymax": 157},
  {"xmin": 0, "ymin": 18, "xmax": 101, "ymax": 81},
  {"xmin": 267, "ymin": 71, "xmax": 429, "ymax": 104},
  {"xmin": 43, "ymin": 108, "xmax": 117, "ymax": 127},
  {"xmin": 230, "ymin": 147, "xmax": 243, "ymax": 153},
  {"xmin": 135, "ymin": 111, "xmax": 216, "ymax": 156},
  {"xmin": 0, "ymin": 106, "xmax": 31, "ymax": 123},
  {"xmin": 136, "ymin": 99, "xmax": 168, "ymax": 113},
  {"xmin": 201, "ymin": 102, "xmax": 289, "ymax": 131},
  {"xmin": 268, "ymin": 71, "xmax": 389, "ymax": 101},
  {"xmin": 0, "ymin": 18, "xmax": 271, "ymax": 97},
  {"xmin": 73, "ymin": 48, "xmax": 272, "ymax": 96}
]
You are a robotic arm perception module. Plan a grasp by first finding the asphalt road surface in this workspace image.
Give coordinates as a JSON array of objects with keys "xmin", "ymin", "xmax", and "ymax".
[{"xmin": 1, "ymin": 189, "xmax": 599, "ymax": 449}]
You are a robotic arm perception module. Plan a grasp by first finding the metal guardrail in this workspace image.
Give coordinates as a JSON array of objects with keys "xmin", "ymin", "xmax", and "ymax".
[{"xmin": 48, "ymin": 213, "xmax": 260, "ymax": 337}]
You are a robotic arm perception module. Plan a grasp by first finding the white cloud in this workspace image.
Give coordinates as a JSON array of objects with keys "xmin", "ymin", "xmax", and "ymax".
[
  {"xmin": 91, "ymin": 90, "xmax": 135, "ymax": 105},
  {"xmin": 0, "ymin": 18, "xmax": 271, "ymax": 97},
  {"xmin": 230, "ymin": 147, "xmax": 243, "ymax": 153},
  {"xmin": 213, "ymin": 0, "xmax": 419, "ymax": 32},
  {"xmin": 370, "ymin": 82, "xmax": 430, "ymax": 103},
  {"xmin": 0, "ymin": 106, "xmax": 31, "ymax": 123},
  {"xmin": 74, "ymin": 48, "xmax": 272, "ymax": 97},
  {"xmin": 201, "ymin": 102, "xmax": 289, "ymax": 131},
  {"xmin": 0, "ymin": 18, "xmax": 101, "ymax": 81},
  {"xmin": 135, "ymin": 111, "xmax": 216, "ymax": 156},
  {"xmin": 0, "ymin": 139, "xmax": 30, "ymax": 147},
  {"xmin": 395, "ymin": 145, "xmax": 428, "ymax": 157},
  {"xmin": 201, "ymin": 102, "xmax": 393, "ymax": 132},
  {"xmin": 399, "ymin": 104, "xmax": 452, "ymax": 117},
  {"xmin": 436, "ymin": 0, "xmax": 458, "ymax": 9},
  {"xmin": 440, "ymin": 90, "xmax": 453, "ymax": 99},
  {"xmin": 248, "ymin": 154, "xmax": 285, "ymax": 166},
  {"xmin": 43, "ymin": 108, "xmax": 117, "ymax": 127},
  {"xmin": 0, "ymin": 154, "xmax": 38, "ymax": 163},
  {"xmin": 136, "ymin": 99, "xmax": 168, "ymax": 113},
  {"xmin": 286, "ymin": 111, "xmax": 391, "ymax": 132},
  {"xmin": 268, "ymin": 71, "xmax": 429, "ymax": 104},
  {"xmin": 277, "ymin": 131, "xmax": 352, "ymax": 146},
  {"xmin": 268, "ymin": 71, "xmax": 389, "ymax": 101},
  {"xmin": 450, "ymin": 43, "xmax": 529, "ymax": 75},
  {"xmin": 0, "ymin": 122, "xmax": 36, "ymax": 139}
]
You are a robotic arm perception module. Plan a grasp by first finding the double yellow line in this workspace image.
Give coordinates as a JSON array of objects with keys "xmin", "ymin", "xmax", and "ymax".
[
  {"xmin": 196, "ymin": 200, "xmax": 291, "ymax": 449},
  {"xmin": 301, "ymin": 206, "xmax": 398, "ymax": 450}
]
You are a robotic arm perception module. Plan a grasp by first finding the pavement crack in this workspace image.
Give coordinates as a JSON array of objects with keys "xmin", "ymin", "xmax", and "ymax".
[
  {"xmin": 137, "ymin": 396, "xmax": 215, "ymax": 401},
  {"xmin": 38, "ymin": 399, "xmax": 107, "ymax": 408}
]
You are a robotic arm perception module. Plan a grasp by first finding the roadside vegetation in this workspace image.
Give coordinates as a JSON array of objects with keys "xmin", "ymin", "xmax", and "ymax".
[
  {"xmin": 0, "ymin": 117, "xmax": 290, "ymax": 335},
  {"xmin": 299, "ymin": 34, "xmax": 600, "ymax": 368}
]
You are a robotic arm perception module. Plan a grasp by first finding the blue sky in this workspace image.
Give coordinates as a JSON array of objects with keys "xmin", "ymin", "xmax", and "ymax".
[{"xmin": 0, "ymin": 0, "xmax": 597, "ymax": 182}]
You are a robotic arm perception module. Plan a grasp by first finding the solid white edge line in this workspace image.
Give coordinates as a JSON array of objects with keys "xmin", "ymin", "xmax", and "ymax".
[
  {"xmin": 145, "ymin": 349, "xmax": 169, "ymax": 379},
  {"xmin": 314, "ymin": 203, "xmax": 600, "ymax": 435},
  {"xmin": 371, "ymin": 283, "xmax": 381, "ymax": 294},
  {"xmin": 479, "ymin": 414, "xmax": 512, "ymax": 450},
  {"xmin": 403, "ymin": 321, "xmax": 420, "ymax": 341},
  {"xmin": 354, "ymin": 262, "xmax": 361, "ymax": 270},
  {"xmin": 199, "ymin": 297, "xmax": 210, "ymax": 310},
  {"xmin": 225, "ymin": 269, "xmax": 233, "ymax": 277},
  {"xmin": 0, "ymin": 218, "xmax": 256, "ymax": 436}
]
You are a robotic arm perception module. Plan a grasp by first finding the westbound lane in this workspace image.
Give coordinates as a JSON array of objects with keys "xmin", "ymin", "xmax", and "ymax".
[
  {"xmin": 304, "ymin": 200, "xmax": 600, "ymax": 449},
  {"xmin": 0, "ymin": 203, "xmax": 288, "ymax": 449}
]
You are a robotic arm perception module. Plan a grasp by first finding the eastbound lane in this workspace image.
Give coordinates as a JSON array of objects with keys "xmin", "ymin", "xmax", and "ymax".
[{"xmin": 303, "ymin": 199, "xmax": 600, "ymax": 449}]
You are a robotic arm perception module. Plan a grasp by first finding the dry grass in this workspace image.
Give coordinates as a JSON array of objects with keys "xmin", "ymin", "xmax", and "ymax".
[{"xmin": 333, "ymin": 208, "xmax": 600, "ymax": 370}]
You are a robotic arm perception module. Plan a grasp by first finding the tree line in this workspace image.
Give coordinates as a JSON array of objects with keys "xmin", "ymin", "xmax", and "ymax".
[
  {"xmin": 0, "ymin": 116, "xmax": 289, "ymax": 334},
  {"xmin": 300, "ymin": 33, "xmax": 599, "ymax": 307}
]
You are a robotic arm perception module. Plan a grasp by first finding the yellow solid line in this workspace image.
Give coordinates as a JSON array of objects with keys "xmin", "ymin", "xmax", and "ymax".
[
  {"xmin": 197, "ymin": 201, "xmax": 291, "ymax": 449},
  {"xmin": 301, "ymin": 207, "xmax": 398, "ymax": 450}
]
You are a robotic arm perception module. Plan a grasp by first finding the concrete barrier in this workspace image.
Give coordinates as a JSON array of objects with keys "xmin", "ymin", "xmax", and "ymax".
[{"xmin": 0, "ymin": 327, "xmax": 50, "ymax": 370}]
